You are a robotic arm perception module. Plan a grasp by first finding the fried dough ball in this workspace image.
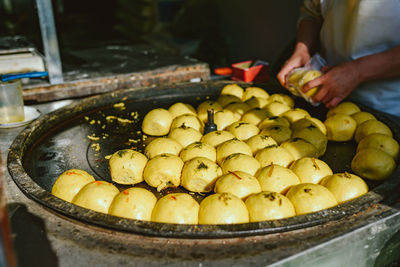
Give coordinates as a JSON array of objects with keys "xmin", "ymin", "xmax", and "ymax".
[
  {"xmin": 198, "ymin": 193, "xmax": 249, "ymax": 224},
  {"xmin": 320, "ymin": 173, "xmax": 368, "ymax": 204},
  {"xmin": 291, "ymin": 117, "xmax": 327, "ymax": 135},
  {"xmin": 326, "ymin": 101, "xmax": 361, "ymax": 117},
  {"xmin": 354, "ymin": 119, "xmax": 393, "ymax": 143},
  {"xmin": 242, "ymin": 87, "xmax": 270, "ymax": 101},
  {"xmin": 72, "ymin": 181, "xmax": 120, "ymax": 214},
  {"xmin": 216, "ymin": 138, "xmax": 252, "ymax": 165},
  {"xmin": 168, "ymin": 102, "xmax": 197, "ymax": 118},
  {"xmin": 351, "ymin": 148, "xmax": 396, "ymax": 180},
  {"xmin": 109, "ymin": 187, "xmax": 157, "ymax": 220},
  {"xmin": 357, "ymin": 133, "xmax": 399, "ymax": 159},
  {"xmin": 214, "ymin": 110, "xmax": 236, "ymax": 130},
  {"xmin": 268, "ymin": 94, "xmax": 295, "ymax": 108},
  {"xmin": 246, "ymin": 135, "xmax": 278, "ymax": 155},
  {"xmin": 221, "ymin": 153, "xmax": 261, "ymax": 176},
  {"xmin": 214, "ymin": 171, "xmax": 261, "ymax": 199},
  {"xmin": 264, "ymin": 102, "xmax": 291, "ymax": 117},
  {"xmin": 220, "ymin": 84, "xmax": 244, "ymax": 99},
  {"xmin": 259, "ymin": 116, "xmax": 290, "ymax": 130},
  {"xmin": 109, "ymin": 149, "xmax": 148, "ymax": 185},
  {"xmin": 260, "ymin": 125, "xmax": 292, "ymax": 144},
  {"xmin": 286, "ymin": 183, "xmax": 338, "ymax": 215},
  {"xmin": 241, "ymin": 108, "xmax": 271, "ymax": 126},
  {"xmin": 227, "ymin": 121, "xmax": 260, "ymax": 141},
  {"xmin": 201, "ymin": 130, "xmax": 235, "ymax": 147},
  {"xmin": 52, "ymin": 169, "xmax": 95, "ymax": 202},
  {"xmin": 256, "ymin": 164, "xmax": 300, "ymax": 194},
  {"xmin": 225, "ymin": 102, "xmax": 251, "ymax": 120},
  {"xmin": 179, "ymin": 142, "xmax": 216, "ymax": 162},
  {"xmin": 324, "ymin": 114, "xmax": 357, "ymax": 142},
  {"xmin": 197, "ymin": 100, "xmax": 223, "ymax": 123},
  {"xmin": 142, "ymin": 108, "xmax": 173, "ymax": 136},
  {"xmin": 299, "ymin": 70, "xmax": 323, "ymax": 97},
  {"xmin": 281, "ymin": 108, "xmax": 310, "ymax": 124},
  {"xmin": 168, "ymin": 125, "xmax": 202, "ymax": 148},
  {"xmin": 244, "ymin": 97, "xmax": 270, "ymax": 109},
  {"xmin": 151, "ymin": 193, "xmax": 199, "ymax": 224},
  {"xmin": 217, "ymin": 94, "xmax": 242, "ymax": 107},
  {"xmin": 171, "ymin": 114, "xmax": 203, "ymax": 132},
  {"xmin": 143, "ymin": 154, "xmax": 184, "ymax": 191},
  {"xmin": 351, "ymin": 111, "xmax": 376, "ymax": 125},
  {"xmin": 144, "ymin": 137, "xmax": 183, "ymax": 159},
  {"xmin": 289, "ymin": 157, "xmax": 333, "ymax": 184},
  {"xmin": 245, "ymin": 191, "xmax": 296, "ymax": 221},
  {"xmin": 181, "ymin": 157, "xmax": 222, "ymax": 192},
  {"xmin": 255, "ymin": 145, "xmax": 294, "ymax": 168},
  {"xmin": 280, "ymin": 138, "xmax": 318, "ymax": 160},
  {"xmin": 292, "ymin": 125, "xmax": 328, "ymax": 157}
]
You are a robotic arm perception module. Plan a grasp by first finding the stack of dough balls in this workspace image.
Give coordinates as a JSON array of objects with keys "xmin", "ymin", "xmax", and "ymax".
[{"xmin": 51, "ymin": 84, "xmax": 398, "ymax": 225}]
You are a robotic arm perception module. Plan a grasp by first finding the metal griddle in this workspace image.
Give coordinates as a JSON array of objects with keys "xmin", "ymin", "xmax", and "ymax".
[{"xmin": 7, "ymin": 80, "xmax": 400, "ymax": 238}]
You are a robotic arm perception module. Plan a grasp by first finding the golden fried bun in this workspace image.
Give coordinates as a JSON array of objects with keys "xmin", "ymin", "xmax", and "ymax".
[
  {"xmin": 292, "ymin": 125, "xmax": 328, "ymax": 157},
  {"xmin": 181, "ymin": 157, "xmax": 222, "ymax": 192},
  {"xmin": 286, "ymin": 183, "xmax": 338, "ymax": 215},
  {"xmin": 291, "ymin": 117, "xmax": 327, "ymax": 135},
  {"xmin": 241, "ymin": 108, "xmax": 271, "ymax": 126},
  {"xmin": 357, "ymin": 133, "xmax": 399, "ymax": 159},
  {"xmin": 264, "ymin": 102, "xmax": 291, "ymax": 117},
  {"xmin": 171, "ymin": 114, "xmax": 203, "ymax": 132},
  {"xmin": 217, "ymin": 94, "xmax": 242, "ymax": 108},
  {"xmin": 179, "ymin": 141, "xmax": 216, "ymax": 162},
  {"xmin": 216, "ymin": 138, "xmax": 252, "ymax": 165},
  {"xmin": 320, "ymin": 173, "xmax": 368, "ymax": 204},
  {"xmin": 220, "ymin": 84, "xmax": 244, "ymax": 99},
  {"xmin": 214, "ymin": 109, "xmax": 236, "ymax": 130},
  {"xmin": 280, "ymin": 138, "xmax": 318, "ymax": 160},
  {"xmin": 214, "ymin": 171, "xmax": 261, "ymax": 199},
  {"xmin": 143, "ymin": 154, "xmax": 184, "ymax": 191},
  {"xmin": 72, "ymin": 181, "xmax": 120, "ymax": 214},
  {"xmin": 281, "ymin": 108, "xmax": 310, "ymax": 124},
  {"xmin": 168, "ymin": 125, "xmax": 202, "ymax": 148},
  {"xmin": 142, "ymin": 108, "xmax": 173, "ymax": 136},
  {"xmin": 326, "ymin": 102, "xmax": 361, "ymax": 117},
  {"xmin": 221, "ymin": 153, "xmax": 261, "ymax": 176},
  {"xmin": 290, "ymin": 157, "xmax": 333, "ymax": 184},
  {"xmin": 144, "ymin": 137, "xmax": 183, "ymax": 159},
  {"xmin": 224, "ymin": 102, "xmax": 251, "ymax": 120},
  {"xmin": 351, "ymin": 148, "xmax": 396, "ymax": 180},
  {"xmin": 256, "ymin": 164, "xmax": 300, "ymax": 194},
  {"xmin": 227, "ymin": 121, "xmax": 260, "ymax": 141},
  {"xmin": 354, "ymin": 119, "xmax": 393, "ymax": 143},
  {"xmin": 108, "ymin": 187, "xmax": 157, "ymax": 220},
  {"xmin": 244, "ymin": 97, "xmax": 270, "ymax": 109},
  {"xmin": 255, "ymin": 145, "xmax": 294, "ymax": 168},
  {"xmin": 197, "ymin": 100, "xmax": 223, "ymax": 123},
  {"xmin": 242, "ymin": 87, "xmax": 270, "ymax": 101},
  {"xmin": 324, "ymin": 114, "xmax": 357, "ymax": 142},
  {"xmin": 246, "ymin": 134, "xmax": 278, "ymax": 155},
  {"xmin": 201, "ymin": 130, "xmax": 235, "ymax": 147},
  {"xmin": 151, "ymin": 193, "xmax": 199, "ymax": 224},
  {"xmin": 299, "ymin": 70, "xmax": 323, "ymax": 97},
  {"xmin": 109, "ymin": 149, "xmax": 148, "ymax": 185},
  {"xmin": 168, "ymin": 102, "xmax": 197, "ymax": 118},
  {"xmin": 245, "ymin": 191, "xmax": 296, "ymax": 221},
  {"xmin": 198, "ymin": 193, "xmax": 249, "ymax": 224},
  {"xmin": 351, "ymin": 111, "xmax": 376, "ymax": 125},
  {"xmin": 259, "ymin": 116, "xmax": 290, "ymax": 130},
  {"xmin": 268, "ymin": 94, "xmax": 295, "ymax": 108},
  {"xmin": 260, "ymin": 125, "xmax": 292, "ymax": 144},
  {"xmin": 52, "ymin": 169, "xmax": 95, "ymax": 202}
]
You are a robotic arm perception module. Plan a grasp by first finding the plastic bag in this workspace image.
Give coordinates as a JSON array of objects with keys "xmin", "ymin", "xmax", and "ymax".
[{"xmin": 286, "ymin": 53, "xmax": 327, "ymax": 106}]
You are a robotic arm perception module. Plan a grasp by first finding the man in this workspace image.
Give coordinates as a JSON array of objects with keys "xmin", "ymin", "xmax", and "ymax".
[{"xmin": 277, "ymin": 0, "xmax": 400, "ymax": 117}]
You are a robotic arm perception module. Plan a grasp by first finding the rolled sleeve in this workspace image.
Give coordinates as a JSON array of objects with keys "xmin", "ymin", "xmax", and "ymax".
[{"xmin": 299, "ymin": 0, "xmax": 323, "ymax": 25}]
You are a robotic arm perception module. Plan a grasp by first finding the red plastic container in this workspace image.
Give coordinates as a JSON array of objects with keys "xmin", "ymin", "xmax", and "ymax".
[{"xmin": 231, "ymin": 60, "xmax": 269, "ymax": 83}]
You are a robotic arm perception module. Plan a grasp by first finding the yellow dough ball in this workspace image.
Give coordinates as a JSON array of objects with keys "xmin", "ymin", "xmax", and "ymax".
[
  {"xmin": 245, "ymin": 191, "xmax": 296, "ymax": 222},
  {"xmin": 171, "ymin": 114, "xmax": 203, "ymax": 132},
  {"xmin": 292, "ymin": 125, "xmax": 328, "ymax": 157},
  {"xmin": 109, "ymin": 149, "xmax": 148, "ymax": 185},
  {"xmin": 197, "ymin": 100, "xmax": 223, "ymax": 123},
  {"xmin": 246, "ymin": 134, "xmax": 278, "ymax": 155},
  {"xmin": 264, "ymin": 102, "xmax": 291, "ymax": 117},
  {"xmin": 109, "ymin": 187, "xmax": 157, "ymax": 220},
  {"xmin": 280, "ymin": 138, "xmax": 318, "ymax": 160},
  {"xmin": 357, "ymin": 133, "xmax": 399, "ymax": 159},
  {"xmin": 324, "ymin": 114, "xmax": 357, "ymax": 142},
  {"xmin": 144, "ymin": 137, "xmax": 183, "ymax": 159},
  {"xmin": 217, "ymin": 94, "xmax": 242, "ymax": 108},
  {"xmin": 268, "ymin": 94, "xmax": 295, "ymax": 108},
  {"xmin": 151, "ymin": 193, "xmax": 199, "ymax": 224},
  {"xmin": 256, "ymin": 164, "xmax": 300, "ymax": 194},
  {"xmin": 198, "ymin": 193, "xmax": 249, "ymax": 224},
  {"xmin": 168, "ymin": 102, "xmax": 197, "ymax": 118},
  {"xmin": 287, "ymin": 69, "xmax": 307, "ymax": 90},
  {"xmin": 216, "ymin": 138, "xmax": 253, "ymax": 165},
  {"xmin": 259, "ymin": 116, "xmax": 290, "ymax": 130},
  {"xmin": 291, "ymin": 117, "xmax": 327, "ymax": 135},
  {"xmin": 227, "ymin": 121, "xmax": 260, "ymax": 141},
  {"xmin": 214, "ymin": 171, "xmax": 261, "ymax": 199},
  {"xmin": 351, "ymin": 148, "xmax": 396, "ymax": 180},
  {"xmin": 142, "ymin": 108, "xmax": 173, "ymax": 136},
  {"xmin": 181, "ymin": 157, "xmax": 222, "ymax": 192},
  {"xmin": 290, "ymin": 157, "xmax": 333, "ymax": 184},
  {"xmin": 168, "ymin": 125, "xmax": 202, "ymax": 148},
  {"xmin": 244, "ymin": 97, "xmax": 270, "ymax": 109},
  {"xmin": 354, "ymin": 119, "xmax": 393, "ymax": 143},
  {"xmin": 201, "ymin": 130, "xmax": 235, "ymax": 147},
  {"xmin": 179, "ymin": 141, "xmax": 216, "ymax": 162},
  {"xmin": 260, "ymin": 125, "xmax": 292, "ymax": 144},
  {"xmin": 143, "ymin": 154, "xmax": 184, "ymax": 191},
  {"xmin": 351, "ymin": 111, "xmax": 376, "ymax": 125},
  {"xmin": 281, "ymin": 108, "xmax": 310, "ymax": 124},
  {"xmin": 72, "ymin": 181, "xmax": 120, "ymax": 214},
  {"xmin": 241, "ymin": 108, "xmax": 271, "ymax": 126},
  {"xmin": 320, "ymin": 173, "xmax": 368, "ymax": 204},
  {"xmin": 286, "ymin": 183, "xmax": 338, "ymax": 215},
  {"xmin": 221, "ymin": 153, "xmax": 261, "ymax": 176},
  {"xmin": 220, "ymin": 84, "xmax": 244, "ymax": 99},
  {"xmin": 299, "ymin": 70, "xmax": 323, "ymax": 97},
  {"xmin": 225, "ymin": 102, "xmax": 251, "ymax": 120},
  {"xmin": 255, "ymin": 145, "xmax": 294, "ymax": 168},
  {"xmin": 242, "ymin": 87, "xmax": 270, "ymax": 101},
  {"xmin": 326, "ymin": 102, "xmax": 361, "ymax": 117},
  {"xmin": 51, "ymin": 169, "xmax": 95, "ymax": 202},
  {"xmin": 214, "ymin": 109, "xmax": 236, "ymax": 130}
]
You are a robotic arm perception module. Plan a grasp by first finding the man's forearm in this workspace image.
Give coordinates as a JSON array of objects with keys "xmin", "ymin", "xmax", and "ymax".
[{"xmin": 295, "ymin": 19, "xmax": 322, "ymax": 55}]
